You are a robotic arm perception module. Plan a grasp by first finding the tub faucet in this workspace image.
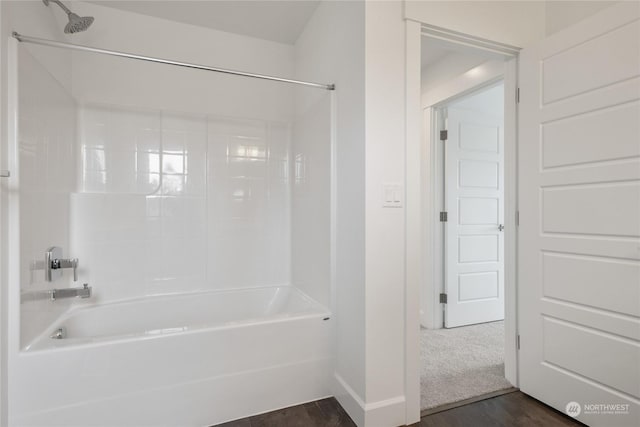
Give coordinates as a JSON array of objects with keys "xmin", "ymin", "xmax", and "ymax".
[
  {"xmin": 50, "ymin": 284, "xmax": 92, "ymax": 301},
  {"xmin": 45, "ymin": 246, "xmax": 78, "ymax": 282}
]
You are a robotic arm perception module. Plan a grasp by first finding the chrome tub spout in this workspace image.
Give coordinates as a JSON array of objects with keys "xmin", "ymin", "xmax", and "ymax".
[{"xmin": 50, "ymin": 284, "xmax": 92, "ymax": 301}]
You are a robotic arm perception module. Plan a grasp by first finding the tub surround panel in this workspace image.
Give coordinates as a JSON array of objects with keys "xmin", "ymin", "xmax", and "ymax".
[
  {"xmin": 291, "ymin": 91, "xmax": 332, "ymax": 308},
  {"xmin": 18, "ymin": 46, "xmax": 77, "ymax": 347},
  {"xmin": 73, "ymin": 106, "xmax": 291, "ymax": 304},
  {"xmin": 207, "ymin": 118, "xmax": 291, "ymax": 290},
  {"xmin": 73, "ymin": 106, "xmax": 209, "ymax": 303}
]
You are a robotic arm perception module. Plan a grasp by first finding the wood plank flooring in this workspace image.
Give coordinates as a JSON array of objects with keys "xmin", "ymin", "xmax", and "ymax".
[
  {"xmin": 417, "ymin": 391, "xmax": 584, "ymax": 427},
  {"xmin": 214, "ymin": 391, "xmax": 584, "ymax": 427},
  {"xmin": 215, "ymin": 397, "xmax": 356, "ymax": 427}
]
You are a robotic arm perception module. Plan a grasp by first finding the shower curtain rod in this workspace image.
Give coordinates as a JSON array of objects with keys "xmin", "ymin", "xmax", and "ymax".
[{"xmin": 12, "ymin": 32, "xmax": 335, "ymax": 91}]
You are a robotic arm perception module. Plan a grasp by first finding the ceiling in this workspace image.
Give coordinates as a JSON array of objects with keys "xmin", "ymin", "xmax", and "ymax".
[
  {"xmin": 420, "ymin": 38, "xmax": 452, "ymax": 69},
  {"xmin": 87, "ymin": 0, "xmax": 321, "ymax": 45}
]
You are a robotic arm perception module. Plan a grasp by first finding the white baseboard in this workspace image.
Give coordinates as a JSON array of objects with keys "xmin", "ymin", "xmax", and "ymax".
[
  {"xmin": 365, "ymin": 395, "xmax": 406, "ymax": 427},
  {"xmin": 332, "ymin": 373, "xmax": 406, "ymax": 427},
  {"xmin": 333, "ymin": 373, "xmax": 366, "ymax": 426}
]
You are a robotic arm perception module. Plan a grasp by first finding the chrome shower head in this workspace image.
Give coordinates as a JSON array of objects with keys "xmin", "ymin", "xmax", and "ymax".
[
  {"xmin": 64, "ymin": 12, "xmax": 94, "ymax": 34},
  {"xmin": 43, "ymin": 0, "xmax": 94, "ymax": 34}
]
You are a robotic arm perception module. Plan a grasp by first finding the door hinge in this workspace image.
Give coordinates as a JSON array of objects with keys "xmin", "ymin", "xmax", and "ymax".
[
  {"xmin": 516, "ymin": 88, "xmax": 520, "ymax": 104},
  {"xmin": 439, "ymin": 293, "xmax": 448, "ymax": 304},
  {"xmin": 516, "ymin": 211, "xmax": 520, "ymax": 226},
  {"xmin": 440, "ymin": 130, "xmax": 448, "ymax": 141},
  {"xmin": 439, "ymin": 211, "xmax": 448, "ymax": 222},
  {"xmin": 517, "ymin": 334, "xmax": 521, "ymax": 350}
]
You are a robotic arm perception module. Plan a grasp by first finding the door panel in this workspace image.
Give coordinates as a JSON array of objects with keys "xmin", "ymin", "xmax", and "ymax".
[
  {"xmin": 459, "ymin": 160, "xmax": 498, "ymax": 188},
  {"xmin": 542, "ymin": 102, "xmax": 640, "ymax": 168},
  {"xmin": 518, "ymin": 3, "xmax": 640, "ymax": 426},
  {"xmin": 445, "ymin": 106, "xmax": 504, "ymax": 328}
]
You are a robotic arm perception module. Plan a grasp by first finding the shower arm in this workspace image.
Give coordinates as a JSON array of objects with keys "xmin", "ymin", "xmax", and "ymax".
[{"xmin": 43, "ymin": 0, "xmax": 73, "ymax": 16}]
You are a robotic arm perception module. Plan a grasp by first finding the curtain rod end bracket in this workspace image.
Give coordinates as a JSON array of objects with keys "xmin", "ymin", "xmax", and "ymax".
[{"xmin": 328, "ymin": 84, "xmax": 336, "ymax": 91}]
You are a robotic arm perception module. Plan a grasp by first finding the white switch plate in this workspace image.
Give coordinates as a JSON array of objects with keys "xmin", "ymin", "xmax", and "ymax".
[{"xmin": 382, "ymin": 183, "xmax": 403, "ymax": 208}]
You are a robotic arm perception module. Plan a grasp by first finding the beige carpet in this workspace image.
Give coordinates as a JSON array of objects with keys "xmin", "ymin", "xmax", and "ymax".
[{"xmin": 420, "ymin": 321, "xmax": 513, "ymax": 410}]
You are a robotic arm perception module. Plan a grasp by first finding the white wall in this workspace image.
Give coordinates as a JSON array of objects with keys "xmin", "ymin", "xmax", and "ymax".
[
  {"xmin": 294, "ymin": 1, "xmax": 367, "ymax": 423},
  {"xmin": 363, "ymin": 1, "xmax": 407, "ymax": 425},
  {"xmin": 70, "ymin": 2, "xmax": 294, "ymax": 121},
  {"xmin": 406, "ymin": 1, "xmax": 619, "ymax": 47},
  {"xmin": 422, "ymin": 53, "xmax": 491, "ymax": 93},
  {"xmin": 545, "ymin": 1, "xmax": 620, "ymax": 35},
  {"xmin": 296, "ymin": 2, "xmax": 411, "ymax": 425},
  {"xmin": 405, "ymin": 1, "xmax": 546, "ymax": 48},
  {"xmin": 1, "ymin": 4, "xmax": 6, "ymax": 424}
]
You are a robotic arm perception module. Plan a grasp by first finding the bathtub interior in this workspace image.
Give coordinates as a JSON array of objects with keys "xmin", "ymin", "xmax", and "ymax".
[
  {"xmin": 26, "ymin": 286, "xmax": 331, "ymax": 351},
  {"xmin": 16, "ymin": 34, "xmax": 332, "ymax": 351}
]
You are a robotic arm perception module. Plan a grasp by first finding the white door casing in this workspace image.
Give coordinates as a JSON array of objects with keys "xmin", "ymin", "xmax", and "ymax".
[
  {"xmin": 518, "ymin": 2, "xmax": 640, "ymax": 426},
  {"xmin": 445, "ymin": 106, "xmax": 505, "ymax": 328}
]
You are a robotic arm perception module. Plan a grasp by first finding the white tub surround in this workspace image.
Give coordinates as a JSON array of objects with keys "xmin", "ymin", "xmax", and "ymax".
[{"xmin": 12, "ymin": 286, "xmax": 332, "ymax": 426}]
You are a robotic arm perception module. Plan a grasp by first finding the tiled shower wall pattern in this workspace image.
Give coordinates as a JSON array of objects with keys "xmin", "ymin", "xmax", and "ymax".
[{"xmin": 73, "ymin": 104, "xmax": 291, "ymax": 303}]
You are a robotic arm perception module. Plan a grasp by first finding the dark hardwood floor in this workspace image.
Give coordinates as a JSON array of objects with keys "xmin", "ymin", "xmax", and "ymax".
[
  {"xmin": 215, "ymin": 391, "xmax": 583, "ymax": 427},
  {"xmin": 416, "ymin": 391, "xmax": 584, "ymax": 427},
  {"xmin": 216, "ymin": 398, "xmax": 355, "ymax": 427}
]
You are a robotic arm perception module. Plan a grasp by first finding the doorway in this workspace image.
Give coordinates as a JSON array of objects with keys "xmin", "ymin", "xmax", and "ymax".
[
  {"xmin": 407, "ymin": 3, "xmax": 639, "ymax": 425},
  {"xmin": 419, "ymin": 34, "xmax": 517, "ymax": 414}
]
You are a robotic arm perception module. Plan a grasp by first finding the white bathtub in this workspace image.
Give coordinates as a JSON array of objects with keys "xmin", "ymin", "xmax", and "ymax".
[{"xmin": 10, "ymin": 286, "xmax": 333, "ymax": 426}]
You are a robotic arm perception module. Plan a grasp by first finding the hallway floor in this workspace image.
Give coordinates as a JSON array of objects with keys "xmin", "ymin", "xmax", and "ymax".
[
  {"xmin": 421, "ymin": 320, "xmax": 513, "ymax": 410},
  {"xmin": 215, "ymin": 392, "xmax": 582, "ymax": 427}
]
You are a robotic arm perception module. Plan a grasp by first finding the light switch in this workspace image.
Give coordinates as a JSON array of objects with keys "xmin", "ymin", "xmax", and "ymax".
[{"xmin": 382, "ymin": 183, "xmax": 403, "ymax": 208}]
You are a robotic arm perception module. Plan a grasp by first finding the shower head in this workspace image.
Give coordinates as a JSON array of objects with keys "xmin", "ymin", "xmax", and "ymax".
[
  {"xmin": 43, "ymin": 0, "xmax": 94, "ymax": 34},
  {"xmin": 64, "ymin": 12, "xmax": 94, "ymax": 34}
]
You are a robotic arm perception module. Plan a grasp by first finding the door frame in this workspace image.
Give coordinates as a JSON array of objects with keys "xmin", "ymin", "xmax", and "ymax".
[{"xmin": 404, "ymin": 22, "xmax": 520, "ymax": 424}]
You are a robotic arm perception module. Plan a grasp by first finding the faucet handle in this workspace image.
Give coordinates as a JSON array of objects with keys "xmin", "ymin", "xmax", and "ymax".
[
  {"xmin": 45, "ymin": 247, "xmax": 79, "ymax": 282},
  {"xmin": 71, "ymin": 258, "xmax": 78, "ymax": 282}
]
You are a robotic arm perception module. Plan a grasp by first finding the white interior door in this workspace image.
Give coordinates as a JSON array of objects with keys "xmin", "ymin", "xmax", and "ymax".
[
  {"xmin": 445, "ymin": 106, "xmax": 504, "ymax": 328},
  {"xmin": 518, "ymin": 3, "xmax": 640, "ymax": 426}
]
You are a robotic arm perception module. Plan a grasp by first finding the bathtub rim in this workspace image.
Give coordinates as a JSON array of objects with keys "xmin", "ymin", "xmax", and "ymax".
[{"xmin": 22, "ymin": 284, "xmax": 331, "ymax": 354}]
